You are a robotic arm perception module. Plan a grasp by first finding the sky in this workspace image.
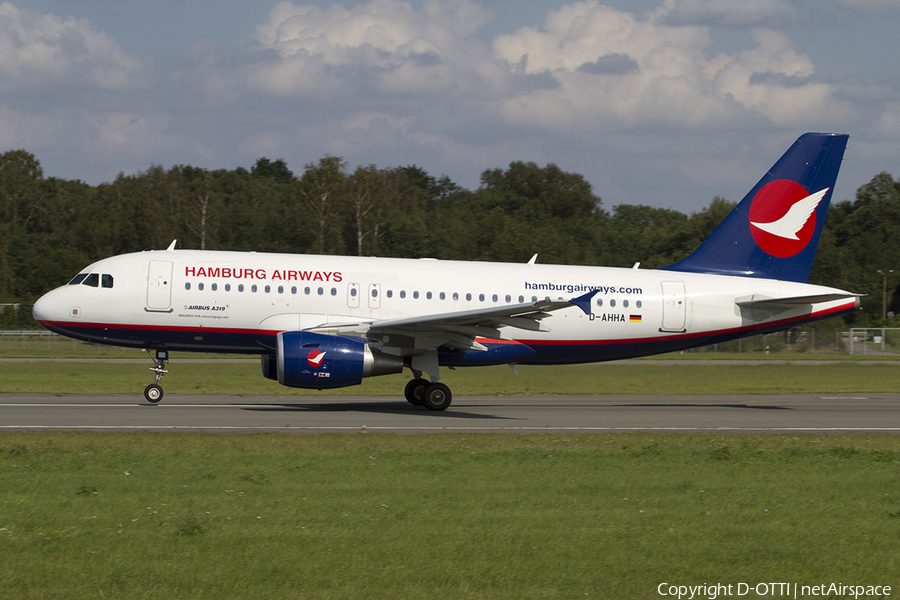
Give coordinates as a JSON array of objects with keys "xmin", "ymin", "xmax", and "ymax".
[{"xmin": 4, "ymin": 0, "xmax": 900, "ymax": 212}]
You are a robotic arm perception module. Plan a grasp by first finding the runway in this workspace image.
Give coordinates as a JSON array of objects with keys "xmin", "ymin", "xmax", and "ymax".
[{"xmin": 2, "ymin": 393, "xmax": 899, "ymax": 433}]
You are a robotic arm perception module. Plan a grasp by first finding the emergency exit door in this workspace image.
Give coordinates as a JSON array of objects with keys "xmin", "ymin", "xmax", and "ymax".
[
  {"xmin": 147, "ymin": 260, "xmax": 173, "ymax": 311},
  {"xmin": 660, "ymin": 281, "xmax": 686, "ymax": 332}
]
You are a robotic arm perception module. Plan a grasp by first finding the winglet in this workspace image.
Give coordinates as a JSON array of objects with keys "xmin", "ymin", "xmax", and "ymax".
[{"xmin": 569, "ymin": 289, "xmax": 599, "ymax": 315}]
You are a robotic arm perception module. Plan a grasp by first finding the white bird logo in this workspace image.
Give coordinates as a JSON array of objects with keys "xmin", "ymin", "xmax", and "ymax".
[
  {"xmin": 308, "ymin": 350, "xmax": 326, "ymax": 366},
  {"xmin": 750, "ymin": 188, "xmax": 828, "ymax": 240}
]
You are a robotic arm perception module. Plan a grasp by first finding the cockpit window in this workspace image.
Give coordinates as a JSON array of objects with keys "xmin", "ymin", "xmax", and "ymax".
[
  {"xmin": 101, "ymin": 274, "xmax": 114, "ymax": 288},
  {"xmin": 82, "ymin": 273, "xmax": 99, "ymax": 287},
  {"xmin": 68, "ymin": 273, "xmax": 88, "ymax": 285}
]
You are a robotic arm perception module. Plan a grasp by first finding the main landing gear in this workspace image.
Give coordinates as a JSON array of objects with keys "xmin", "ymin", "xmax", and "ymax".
[
  {"xmin": 144, "ymin": 349, "xmax": 168, "ymax": 403},
  {"xmin": 404, "ymin": 377, "xmax": 452, "ymax": 411}
]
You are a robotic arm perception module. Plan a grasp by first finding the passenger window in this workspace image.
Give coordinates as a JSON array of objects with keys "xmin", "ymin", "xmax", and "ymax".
[
  {"xmin": 623, "ymin": 299, "xmax": 629, "ymax": 308},
  {"xmin": 413, "ymin": 291, "xmax": 419, "ymax": 299},
  {"xmin": 101, "ymin": 274, "xmax": 114, "ymax": 288},
  {"xmin": 185, "ymin": 282, "xmax": 191, "ymax": 290},
  {"xmin": 278, "ymin": 286, "xmax": 284, "ymax": 294},
  {"xmin": 400, "ymin": 291, "xmax": 406, "ymax": 299},
  {"xmin": 453, "ymin": 292, "xmax": 458, "ymax": 301},
  {"xmin": 317, "ymin": 287, "xmax": 323, "ymax": 295},
  {"xmin": 211, "ymin": 283, "xmax": 217, "ymax": 292},
  {"xmin": 479, "ymin": 294, "xmax": 485, "ymax": 302},
  {"xmin": 291, "ymin": 286, "xmax": 297, "ymax": 294},
  {"xmin": 610, "ymin": 299, "xmax": 616, "ymax": 307},
  {"xmin": 225, "ymin": 284, "xmax": 231, "ymax": 292},
  {"xmin": 264, "ymin": 285, "xmax": 270, "ymax": 293},
  {"xmin": 518, "ymin": 295, "xmax": 524, "ymax": 303},
  {"xmin": 466, "ymin": 293, "xmax": 472, "ymax": 301},
  {"xmin": 238, "ymin": 284, "xmax": 244, "ymax": 292},
  {"xmin": 68, "ymin": 273, "xmax": 88, "ymax": 285},
  {"xmin": 596, "ymin": 298, "xmax": 603, "ymax": 307},
  {"xmin": 199, "ymin": 282, "xmax": 205, "ymax": 291},
  {"xmin": 251, "ymin": 285, "xmax": 257, "ymax": 293},
  {"xmin": 426, "ymin": 292, "xmax": 432, "ymax": 300},
  {"xmin": 82, "ymin": 273, "xmax": 99, "ymax": 287},
  {"xmin": 440, "ymin": 292, "xmax": 445, "ymax": 300},
  {"xmin": 636, "ymin": 300, "xmax": 642, "ymax": 308},
  {"xmin": 304, "ymin": 287, "xmax": 310, "ymax": 295},
  {"xmin": 492, "ymin": 294, "xmax": 498, "ymax": 302},
  {"xmin": 387, "ymin": 290, "xmax": 393, "ymax": 298},
  {"xmin": 331, "ymin": 288, "xmax": 337, "ymax": 296}
]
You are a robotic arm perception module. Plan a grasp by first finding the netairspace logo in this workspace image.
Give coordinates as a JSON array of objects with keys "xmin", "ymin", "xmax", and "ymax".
[{"xmin": 657, "ymin": 582, "xmax": 892, "ymax": 599}]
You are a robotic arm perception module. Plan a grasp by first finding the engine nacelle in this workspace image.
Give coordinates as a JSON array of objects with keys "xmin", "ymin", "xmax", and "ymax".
[{"xmin": 275, "ymin": 331, "xmax": 403, "ymax": 389}]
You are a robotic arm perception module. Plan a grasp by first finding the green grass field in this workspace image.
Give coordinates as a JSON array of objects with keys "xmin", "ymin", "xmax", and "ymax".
[
  {"xmin": 3, "ymin": 359, "xmax": 900, "ymax": 396},
  {"xmin": 0, "ymin": 433, "xmax": 898, "ymax": 599},
  {"xmin": 3, "ymin": 342, "xmax": 899, "ymax": 598}
]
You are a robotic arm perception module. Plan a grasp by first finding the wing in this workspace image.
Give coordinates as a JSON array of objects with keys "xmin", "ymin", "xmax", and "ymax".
[
  {"xmin": 750, "ymin": 188, "xmax": 828, "ymax": 240},
  {"xmin": 305, "ymin": 290, "xmax": 599, "ymax": 353}
]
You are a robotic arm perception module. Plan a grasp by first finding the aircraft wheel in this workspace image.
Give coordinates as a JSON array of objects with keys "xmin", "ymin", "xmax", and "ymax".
[
  {"xmin": 144, "ymin": 384, "xmax": 164, "ymax": 403},
  {"xmin": 422, "ymin": 382, "xmax": 452, "ymax": 411},
  {"xmin": 404, "ymin": 378, "xmax": 428, "ymax": 406}
]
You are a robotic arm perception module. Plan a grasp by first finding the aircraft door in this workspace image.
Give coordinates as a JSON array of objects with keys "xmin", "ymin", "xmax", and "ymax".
[
  {"xmin": 347, "ymin": 283, "xmax": 360, "ymax": 308},
  {"xmin": 146, "ymin": 260, "xmax": 173, "ymax": 311},
  {"xmin": 368, "ymin": 284, "xmax": 381, "ymax": 309},
  {"xmin": 660, "ymin": 281, "xmax": 686, "ymax": 332}
]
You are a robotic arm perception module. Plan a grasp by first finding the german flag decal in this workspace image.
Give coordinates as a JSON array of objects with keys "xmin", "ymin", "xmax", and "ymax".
[{"xmin": 629, "ymin": 315, "xmax": 642, "ymax": 323}]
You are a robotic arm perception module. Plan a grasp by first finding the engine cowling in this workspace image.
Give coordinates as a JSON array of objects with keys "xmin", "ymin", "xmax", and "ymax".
[{"xmin": 274, "ymin": 331, "xmax": 403, "ymax": 389}]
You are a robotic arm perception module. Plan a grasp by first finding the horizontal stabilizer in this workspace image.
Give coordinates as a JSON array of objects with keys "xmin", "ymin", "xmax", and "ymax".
[{"xmin": 736, "ymin": 293, "xmax": 861, "ymax": 308}]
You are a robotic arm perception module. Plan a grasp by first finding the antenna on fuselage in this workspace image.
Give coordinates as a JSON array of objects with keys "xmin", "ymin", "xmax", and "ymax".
[
  {"xmin": 166, "ymin": 240, "xmax": 177, "ymax": 251},
  {"xmin": 527, "ymin": 254, "xmax": 538, "ymax": 265}
]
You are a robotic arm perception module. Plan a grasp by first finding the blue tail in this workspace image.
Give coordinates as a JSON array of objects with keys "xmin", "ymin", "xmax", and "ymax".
[{"xmin": 662, "ymin": 133, "xmax": 849, "ymax": 283}]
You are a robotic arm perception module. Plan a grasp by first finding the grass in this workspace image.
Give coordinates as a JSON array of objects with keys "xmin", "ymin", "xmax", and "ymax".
[
  {"xmin": 3, "ymin": 360, "xmax": 900, "ymax": 396},
  {"xmin": 0, "ymin": 433, "xmax": 898, "ymax": 599}
]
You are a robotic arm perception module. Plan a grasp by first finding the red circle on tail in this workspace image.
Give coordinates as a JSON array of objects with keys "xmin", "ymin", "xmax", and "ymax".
[{"xmin": 748, "ymin": 180, "xmax": 817, "ymax": 258}]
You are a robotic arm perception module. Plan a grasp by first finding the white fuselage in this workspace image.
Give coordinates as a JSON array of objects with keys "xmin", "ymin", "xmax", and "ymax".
[{"xmin": 33, "ymin": 249, "xmax": 857, "ymax": 363}]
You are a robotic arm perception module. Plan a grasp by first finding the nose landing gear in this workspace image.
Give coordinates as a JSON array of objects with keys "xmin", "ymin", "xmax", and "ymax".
[{"xmin": 144, "ymin": 349, "xmax": 168, "ymax": 403}]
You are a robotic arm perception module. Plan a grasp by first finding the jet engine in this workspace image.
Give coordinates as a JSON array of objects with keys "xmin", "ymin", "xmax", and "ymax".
[{"xmin": 268, "ymin": 331, "xmax": 403, "ymax": 389}]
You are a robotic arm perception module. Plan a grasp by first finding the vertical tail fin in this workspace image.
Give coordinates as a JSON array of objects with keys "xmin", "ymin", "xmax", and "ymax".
[{"xmin": 662, "ymin": 133, "xmax": 849, "ymax": 283}]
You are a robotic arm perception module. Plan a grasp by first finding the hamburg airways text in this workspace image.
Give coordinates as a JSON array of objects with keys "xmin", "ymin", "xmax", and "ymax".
[
  {"xmin": 525, "ymin": 282, "xmax": 643, "ymax": 295},
  {"xmin": 184, "ymin": 266, "xmax": 342, "ymax": 282}
]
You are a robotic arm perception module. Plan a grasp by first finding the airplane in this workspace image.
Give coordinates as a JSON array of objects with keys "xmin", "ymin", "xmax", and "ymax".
[{"xmin": 32, "ymin": 133, "xmax": 859, "ymax": 411}]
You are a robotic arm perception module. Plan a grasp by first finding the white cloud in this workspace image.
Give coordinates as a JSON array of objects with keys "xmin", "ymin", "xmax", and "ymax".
[
  {"xmin": 0, "ymin": 2, "xmax": 143, "ymax": 93},
  {"xmin": 490, "ymin": 2, "xmax": 850, "ymax": 130},
  {"xmin": 876, "ymin": 102, "xmax": 900, "ymax": 136},
  {"xmin": 243, "ymin": 0, "xmax": 500, "ymax": 98},
  {"xmin": 655, "ymin": 0, "xmax": 799, "ymax": 27},
  {"xmin": 710, "ymin": 28, "xmax": 854, "ymax": 125}
]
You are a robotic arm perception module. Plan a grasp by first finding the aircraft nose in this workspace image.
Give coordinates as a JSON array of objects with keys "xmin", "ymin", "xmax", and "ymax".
[{"xmin": 32, "ymin": 290, "xmax": 58, "ymax": 325}]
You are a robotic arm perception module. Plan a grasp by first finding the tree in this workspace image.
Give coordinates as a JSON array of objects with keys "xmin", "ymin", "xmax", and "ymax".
[
  {"xmin": 251, "ymin": 158, "xmax": 294, "ymax": 184},
  {"xmin": 297, "ymin": 156, "xmax": 348, "ymax": 255}
]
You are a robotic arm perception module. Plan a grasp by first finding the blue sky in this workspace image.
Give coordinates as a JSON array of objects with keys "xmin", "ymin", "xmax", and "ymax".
[{"xmin": 6, "ymin": 0, "xmax": 900, "ymax": 212}]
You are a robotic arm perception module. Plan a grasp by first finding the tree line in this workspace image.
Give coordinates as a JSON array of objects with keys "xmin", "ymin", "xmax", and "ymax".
[{"xmin": 1, "ymin": 149, "xmax": 898, "ymax": 327}]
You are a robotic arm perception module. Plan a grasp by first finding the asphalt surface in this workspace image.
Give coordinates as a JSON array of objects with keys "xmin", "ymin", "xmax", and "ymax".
[{"xmin": 1, "ymin": 393, "xmax": 899, "ymax": 433}]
